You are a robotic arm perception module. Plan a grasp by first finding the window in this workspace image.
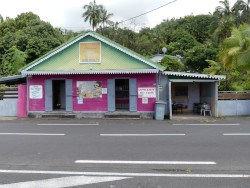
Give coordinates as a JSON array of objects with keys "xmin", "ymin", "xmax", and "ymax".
[{"xmin": 175, "ymin": 86, "xmax": 188, "ymax": 96}]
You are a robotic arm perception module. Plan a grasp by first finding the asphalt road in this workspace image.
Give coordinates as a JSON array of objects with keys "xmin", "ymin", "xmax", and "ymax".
[{"xmin": 0, "ymin": 116, "xmax": 249, "ymax": 187}]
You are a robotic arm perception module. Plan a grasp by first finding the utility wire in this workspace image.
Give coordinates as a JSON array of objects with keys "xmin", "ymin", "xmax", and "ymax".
[{"xmin": 117, "ymin": 0, "xmax": 178, "ymax": 25}]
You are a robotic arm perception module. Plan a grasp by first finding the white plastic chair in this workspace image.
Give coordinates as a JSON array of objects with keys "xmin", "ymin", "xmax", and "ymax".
[{"xmin": 201, "ymin": 104, "xmax": 212, "ymax": 116}]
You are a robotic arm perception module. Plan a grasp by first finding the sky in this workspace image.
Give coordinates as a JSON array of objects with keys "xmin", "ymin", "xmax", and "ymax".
[{"xmin": 0, "ymin": 0, "xmax": 238, "ymax": 32}]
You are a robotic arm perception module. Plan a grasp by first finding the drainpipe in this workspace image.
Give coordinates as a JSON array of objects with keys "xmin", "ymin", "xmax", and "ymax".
[{"xmin": 26, "ymin": 76, "xmax": 29, "ymax": 115}]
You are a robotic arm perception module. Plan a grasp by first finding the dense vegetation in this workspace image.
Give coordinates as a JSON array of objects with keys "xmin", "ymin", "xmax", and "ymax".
[{"xmin": 0, "ymin": 0, "xmax": 249, "ymax": 90}]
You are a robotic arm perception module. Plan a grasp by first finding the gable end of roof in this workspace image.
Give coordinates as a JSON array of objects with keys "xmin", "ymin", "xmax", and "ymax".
[{"xmin": 21, "ymin": 31, "xmax": 164, "ymax": 73}]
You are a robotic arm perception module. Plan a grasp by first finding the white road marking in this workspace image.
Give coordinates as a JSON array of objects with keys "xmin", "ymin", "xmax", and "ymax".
[
  {"xmin": 223, "ymin": 133, "xmax": 250, "ymax": 136},
  {"xmin": 0, "ymin": 169, "xmax": 248, "ymax": 178},
  {"xmin": 74, "ymin": 160, "xmax": 216, "ymax": 165},
  {"xmin": 173, "ymin": 123, "xmax": 240, "ymax": 126},
  {"xmin": 37, "ymin": 123, "xmax": 99, "ymax": 126},
  {"xmin": 100, "ymin": 134, "xmax": 185, "ymax": 136},
  {"xmin": 0, "ymin": 175, "xmax": 130, "ymax": 188},
  {"xmin": 0, "ymin": 133, "xmax": 65, "ymax": 136}
]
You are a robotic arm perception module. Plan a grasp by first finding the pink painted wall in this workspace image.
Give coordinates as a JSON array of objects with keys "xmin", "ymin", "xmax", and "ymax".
[
  {"xmin": 28, "ymin": 74, "xmax": 157, "ymax": 112},
  {"xmin": 17, "ymin": 85, "xmax": 27, "ymax": 118}
]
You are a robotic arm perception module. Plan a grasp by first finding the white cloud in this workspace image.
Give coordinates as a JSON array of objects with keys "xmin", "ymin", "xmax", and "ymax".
[{"xmin": 0, "ymin": 0, "xmax": 238, "ymax": 31}]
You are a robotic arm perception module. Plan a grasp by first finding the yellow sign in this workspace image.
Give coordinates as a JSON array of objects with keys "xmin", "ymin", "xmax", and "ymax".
[{"xmin": 79, "ymin": 42, "xmax": 101, "ymax": 63}]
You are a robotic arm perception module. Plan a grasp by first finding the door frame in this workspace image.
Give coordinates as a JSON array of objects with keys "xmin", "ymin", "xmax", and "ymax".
[
  {"xmin": 45, "ymin": 78, "xmax": 72, "ymax": 112},
  {"xmin": 115, "ymin": 78, "xmax": 130, "ymax": 111},
  {"xmin": 52, "ymin": 79, "xmax": 66, "ymax": 111}
]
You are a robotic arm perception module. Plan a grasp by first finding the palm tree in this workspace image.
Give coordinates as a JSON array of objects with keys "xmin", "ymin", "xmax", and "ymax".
[
  {"xmin": 82, "ymin": 0, "xmax": 102, "ymax": 31},
  {"xmin": 213, "ymin": 16, "xmax": 234, "ymax": 42},
  {"xmin": 216, "ymin": 0, "xmax": 231, "ymax": 18},
  {"xmin": 0, "ymin": 14, "xmax": 4, "ymax": 23},
  {"xmin": 239, "ymin": 0, "xmax": 250, "ymax": 24},
  {"xmin": 99, "ymin": 7, "xmax": 113, "ymax": 35},
  {"xmin": 219, "ymin": 24, "xmax": 250, "ymax": 70},
  {"xmin": 232, "ymin": 0, "xmax": 250, "ymax": 25}
]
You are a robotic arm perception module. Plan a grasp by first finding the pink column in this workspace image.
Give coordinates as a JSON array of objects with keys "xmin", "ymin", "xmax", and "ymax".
[{"xmin": 17, "ymin": 85, "xmax": 27, "ymax": 118}]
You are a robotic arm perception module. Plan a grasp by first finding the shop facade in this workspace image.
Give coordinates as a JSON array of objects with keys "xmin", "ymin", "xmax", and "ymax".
[{"xmin": 20, "ymin": 31, "xmax": 164, "ymax": 118}]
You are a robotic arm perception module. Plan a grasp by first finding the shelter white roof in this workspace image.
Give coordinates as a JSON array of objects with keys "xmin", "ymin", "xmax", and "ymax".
[{"xmin": 163, "ymin": 71, "xmax": 226, "ymax": 80}]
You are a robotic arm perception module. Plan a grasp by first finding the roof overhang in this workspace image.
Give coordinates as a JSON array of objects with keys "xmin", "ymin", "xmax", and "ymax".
[
  {"xmin": 163, "ymin": 71, "xmax": 226, "ymax": 80},
  {"xmin": 0, "ymin": 75, "xmax": 27, "ymax": 85},
  {"xmin": 21, "ymin": 69, "xmax": 159, "ymax": 75},
  {"xmin": 169, "ymin": 79, "xmax": 219, "ymax": 83}
]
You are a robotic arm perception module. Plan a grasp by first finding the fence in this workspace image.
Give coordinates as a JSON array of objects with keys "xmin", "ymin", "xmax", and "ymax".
[
  {"xmin": 218, "ymin": 91, "xmax": 250, "ymax": 116},
  {"xmin": 218, "ymin": 91, "xmax": 250, "ymax": 100},
  {"xmin": 0, "ymin": 87, "xmax": 18, "ymax": 116}
]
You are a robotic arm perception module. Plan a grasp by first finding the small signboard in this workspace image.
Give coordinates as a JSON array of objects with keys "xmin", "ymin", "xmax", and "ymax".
[
  {"xmin": 138, "ymin": 87, "xmax": 156, "ymax": 98},
  {"xmin": 77, "ymin": 98, "xmax": 83, "ymax": 104},
  {"xmin": 79, "ymin": 42, "xmax": 101, "ymax": 63},
  {"xmin": 29, "ymin": 85, "xmax": 43, "ymax": 99},
  {"xmin": 158, "ymin": 86, "xmax": 163, "ymax": 92},
  {"xmin": 102, "ymin": 88, "xmax": 107, "ymax": 94},
  {"xmin": 142, "ymin": 98, "xmax": 148, "ymax": 104}
]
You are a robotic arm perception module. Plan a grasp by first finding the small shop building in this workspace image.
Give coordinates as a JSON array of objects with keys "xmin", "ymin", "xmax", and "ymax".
[
  {"xmin": 19, "ymin": 31, "xmax": 165, "ymax": 118},
  {"xmin": 159, "ymin": 71, "xmax": 225, "ymax": 119}
]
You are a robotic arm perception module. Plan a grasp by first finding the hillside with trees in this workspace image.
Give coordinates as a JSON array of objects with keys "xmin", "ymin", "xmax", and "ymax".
[{"xmin": 0, "ymin": 0, "xmax": 249, "ymax": 91}]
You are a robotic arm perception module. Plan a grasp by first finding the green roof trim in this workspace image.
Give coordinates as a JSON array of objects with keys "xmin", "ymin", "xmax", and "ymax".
[{"xmin": 20, "ymin": 31, "xmax": 165, "ymax": 73}]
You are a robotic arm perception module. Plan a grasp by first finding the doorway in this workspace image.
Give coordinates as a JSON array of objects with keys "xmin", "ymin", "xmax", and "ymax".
[
  {"xmin": 115, "ymin": 79, "xmax": 129, "ymax": 110},
  {"xmin": 52, "ymin": 80, "xmax": 66, "ymax": 111}
]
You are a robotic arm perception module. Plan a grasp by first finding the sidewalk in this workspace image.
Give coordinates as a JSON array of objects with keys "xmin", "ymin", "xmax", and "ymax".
[{"xmin": 0, "ymin": 117, "xmax": 17, "ymax": 120}]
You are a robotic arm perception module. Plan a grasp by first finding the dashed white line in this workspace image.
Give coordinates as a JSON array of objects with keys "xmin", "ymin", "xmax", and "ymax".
[
  {"xmin": 37, "ymin": 123, "xmax": 99, "ymax": 126},
  {"xmin": 0, "ymin": 169, "xmax": 248, "ymax": 178},
  {"xmin": 74, "ymin": 160, "xmax": 216, "ymax": 165},
  {"xmin": 100, "ymin": 134, "xmax": 185, "ymax": 136},
  {"xmin": 173, "ymin": 123, "xmax": 240, "ymax": 126},
  {"xmin": 0, "ymin": 133, "xmax": 65, "ymax": 136},
  {"xmin": 223, "ymin": 133, "xmax": 250, "ymax": 136}
]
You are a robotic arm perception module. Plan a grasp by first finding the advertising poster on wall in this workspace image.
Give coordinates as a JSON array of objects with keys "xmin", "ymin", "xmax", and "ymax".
[
  {"xmin": 29, "ymin": 85, "xmax": 43, "ymax": 99},
  {"xmin": 138, "ymin": 87, "xmax": 156, "ymax": 98},
  {"xmin": 77, "ymin": 81, "xmax": 102, "ymax": 100},
  {"xmin": 79, "ymin": 42, "xmax": 101, "ymax": 63}
]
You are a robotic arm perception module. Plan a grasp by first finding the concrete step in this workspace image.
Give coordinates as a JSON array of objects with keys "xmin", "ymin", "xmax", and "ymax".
[
  {"xmin": 41, "ymin": 113, "xmax": 76, "ymax": 119},
  {"xmin": 104, "ymin": 113, "xmax": 141, "ymax": 119}
]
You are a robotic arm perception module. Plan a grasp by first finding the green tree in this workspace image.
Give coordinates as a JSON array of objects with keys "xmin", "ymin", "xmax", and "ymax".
[
  {"xmin": 82, "ymin": 0, "xmax": 102, "ymax": 31},
  {"xmin": 213, "ymin": 15, "xmax": 234, "ymax": 42},
  {"xmin": 204, "ymin": 24, "xmax": 250, "ymax": 91},
  {"xmin": 231, "ymin": 0, "xmax": 250, "ymax": 26},
  {"xmin": 203, "ymin": 60, "xmax": 250, "ymax": 91},
  {"xmin": 216, "ymin": 0, "xmax": 232, "ymax": 18},
  {"xmin": 240, "ymin": 0, "xmax": 250, "ymax": 24},
  {"xmin": 184, "ymin": 44, "xmax": 218, "ymax": 72},
  {"xmin": 0, "ymin": 12, "xmax": 65, "ymax": 76},
  {"xmin": 0, "ymin": 14, "xmax": 4, "ymax": 23},
  {"xmin": 176, "ymin": 15, "xmax": 215, "ymax": 43},
  {"xmin": 1, "ymin": 46, "xmax": 27, "ymax": 75},
  {"xmin": 159, "ymin": 56, "xmax": 185, "ymax": 72},
  {"xmin": 166, "ymin": 29, "xmax": 200, "ymax": 57},
  {"xmin": 219, "ymin": 24, "xmax": 250, "ymax": 70}
]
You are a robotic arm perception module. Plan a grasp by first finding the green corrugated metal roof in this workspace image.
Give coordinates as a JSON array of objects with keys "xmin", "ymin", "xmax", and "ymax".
[{"xmin": 20, "ymin": 31, "xmax": 164, "ymax": 72}]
